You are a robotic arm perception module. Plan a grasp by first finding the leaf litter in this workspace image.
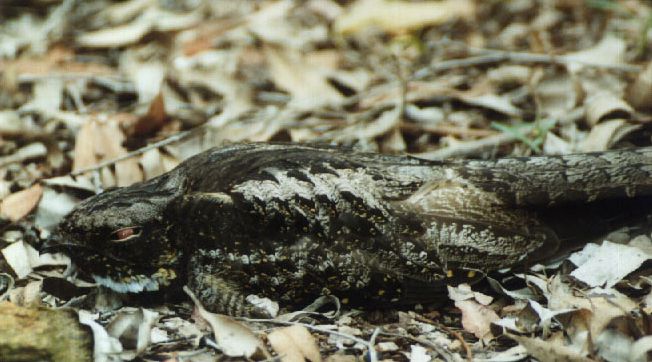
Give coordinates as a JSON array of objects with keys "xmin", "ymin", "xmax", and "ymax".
[{"xmin": 1, "ymin": 0, "xmax": 652, "ymax": 360}]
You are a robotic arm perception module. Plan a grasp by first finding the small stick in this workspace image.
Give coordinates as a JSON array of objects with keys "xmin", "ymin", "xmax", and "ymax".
[{"xmin": 414, "ymin": 314, "xmax": 473, "ymax": 362}]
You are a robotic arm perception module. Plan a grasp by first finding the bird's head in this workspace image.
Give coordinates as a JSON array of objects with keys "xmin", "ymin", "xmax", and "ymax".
[{"xmin": 44, "ymin": 172, "xmax": 184, "ymax": 293}]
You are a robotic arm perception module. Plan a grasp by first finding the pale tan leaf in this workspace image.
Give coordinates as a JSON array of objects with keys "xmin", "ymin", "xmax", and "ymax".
[
  {"xmin": 535, "ymin": 73, "xmax": 582, "ymax": 119},
  {"xmin": 487, "ymin": 65, "xmax": 531, "ymax": 86},
  {"xmin": 100, "ymin": 122, "xmax": 142, "ymax": 187},
  {"xmin": 334, "ymin": 0, "xmax": 475, "ymax": 34},
  {"xmin": 248, "ymin": 0, "xmax": 328, "ymax": 48},
  {"xmin": 457, "ymin": 92, "xmax": 522, "ymax": 117},
  {"xmin": 183, "ymin": 286, "xmax": 267, "ymax": 359},
  {"xmin": 565, "ymin": 35, "xmax": 626, "ymax": 72},
  {"xmin": 335, "ymin": 106, "xmax": 401, "ymax": 142},
  {"xmin": 72, "ymin": 120, "xmax": 101, "ymax": 172},
  {"xmin": 77, "ymin": 17, "xmax": 153, "ymax": 48},
  {"xmin": 1, "ymin": 184, "xmax": 43, "ymax": 222},
  {"xmin": 627, "ymin": 61, "xmax": 652, "ymax": 111},
  {"xmin": 543, "ymin": 131, "xmax": 572, "ymax": 155},
  {"xmin": 73, "ymin": 118, "xmax": 143, "ymax": 187},
  {"xmin": 104, "ymin": 0, "xmax": 154, "ymax": 23},
  {"xmin": 508, "ymin": 333, "xmax": 592, "ymax": 362},
  {"xmin": 268, "ymin": 325, "xmax": 322, "ymax": 362},
  {"xmin": 153, "ymin": 9, "xmax": 201, "ymax": 32},
  {"xmin": 455, "ymin": 300, "xmax": 499, "ymax": 340},
  {"xmin": 265, "ymin": 47, "xmax": 343, "ymax": 110}
]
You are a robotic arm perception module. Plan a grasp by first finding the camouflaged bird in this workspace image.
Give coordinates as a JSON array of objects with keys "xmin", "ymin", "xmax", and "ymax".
[{"xmin": 45, "ymin": 143, "xmax": 652, "ymax": 316}]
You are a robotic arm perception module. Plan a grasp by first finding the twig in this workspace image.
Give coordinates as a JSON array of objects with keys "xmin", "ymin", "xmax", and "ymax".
[
  {"xmin": 412, "ymin": 131, "xmax": 515, "ymax": 160},
  {"xmin": 414, "ymin": 315, "xmax": 473, "ymax": 362},
  {"xmin": 414, "ymin": 42, "xmax": 641, "ymax": 79},
  {"xmin": 240, "ymin": 317, "xmax": 379, "ymax": 362},
  {"xmin": 400, "ymin": 122, "xmax": 499, "ymax": 138},
  {"xmin": 69, "ymin": 127, "xmax": 201, "ymax": 176},
  {"xmin": 368, "ymin": 327, "xmax": 381, "ymax": 361}
]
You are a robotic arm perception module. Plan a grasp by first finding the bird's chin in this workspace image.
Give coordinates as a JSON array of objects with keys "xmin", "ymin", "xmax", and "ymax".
[{"xmin": 92, "ymin": 274, "xmax": 162, "ymax": 293}]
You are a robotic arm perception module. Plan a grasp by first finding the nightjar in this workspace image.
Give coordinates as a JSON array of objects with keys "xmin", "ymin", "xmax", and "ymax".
[{"xmin": 44, "ymin": 143, "xmax": 652, "ymax": 316}]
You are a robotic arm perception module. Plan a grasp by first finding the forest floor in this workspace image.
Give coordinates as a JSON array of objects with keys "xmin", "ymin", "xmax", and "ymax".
[{"xmin": 2, "ymin": 0, "xmax": 652, "ymax": 361}]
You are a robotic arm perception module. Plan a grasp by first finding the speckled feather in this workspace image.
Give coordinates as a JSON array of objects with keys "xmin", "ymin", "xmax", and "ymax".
[{"xmin": 48, "ymin": 143, "xmax": 652, "ymax": 315}]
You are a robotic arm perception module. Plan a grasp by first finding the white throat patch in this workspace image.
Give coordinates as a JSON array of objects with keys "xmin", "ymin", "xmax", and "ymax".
[{"xmin": 92, "ymin": 274, "xmax": 160, "ymax": 293}]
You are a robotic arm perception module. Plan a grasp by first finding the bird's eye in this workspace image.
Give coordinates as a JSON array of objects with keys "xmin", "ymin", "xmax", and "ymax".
[{"xmin": 111, "ymin": 226, "xmax": 141, "ymax": 242}]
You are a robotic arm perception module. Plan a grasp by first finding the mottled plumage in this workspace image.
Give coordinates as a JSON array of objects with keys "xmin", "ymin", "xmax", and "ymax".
[{"xmin": 45, "ymin": 143, "xmax": 652, "ymax": 316}]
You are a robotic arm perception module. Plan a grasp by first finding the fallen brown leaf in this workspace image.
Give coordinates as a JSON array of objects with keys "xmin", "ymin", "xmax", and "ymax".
[
  {"xmin": 334, "ymin": 0, "xmax": 475, "ymax": 34},
  {"xmin": 268, "ymin": 325, "xmax": 322, "ymax": 362},
  {"xmin": 0, "ymin": 184, "xmax": 43, "ymax": 222}
]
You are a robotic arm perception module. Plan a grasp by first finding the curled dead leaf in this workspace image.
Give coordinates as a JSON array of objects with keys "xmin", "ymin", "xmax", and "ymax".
[
  {"xmin": 183, "ymin": 286, "xmax": 268, "ymax": 359},
  {"xmin": 584, "ymin": 92, "xmax": 633, "ymax": 126}
]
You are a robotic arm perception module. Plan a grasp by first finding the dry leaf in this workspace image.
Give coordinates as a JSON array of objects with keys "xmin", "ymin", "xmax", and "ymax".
[
  {"xmin": 335, "ymin": 106, "xmax": 401, "ymax": 142},
  {"xmin": 248, "ymin": 0, "xmax": 328, "ymax": 49},
  {"xmin": 268, "ymin": 325, "xmax": 322, "ymax": 362},
  {"xmin": 106, "ymin": 308, "xmax": 159, "ymax": 354},
  {"xmin": 578, "ymin": 119, "xmax": 640, "ymax": 152},
  {"xmin": 334, "ymin": 0, "xmax": 475, "ymax": 34},
  {"xmin": 130, "ymin": 92, "xmax": 168, "ymax": 136},
  {"xmin": 569, "ymin": 240, "xmax": 651, "ymax": 288},
  {"xmin": 487, "ymin": 65, "xmax": 532, "ymax": 86},
  {"xmin": 455, "ymin": 300, "xmax": 499, "ymax": 340},
  {"xmin": 1, "ymin": 240, "xmax": 69, "ymax": 279},
  {"xmin": 508, "ymin": 333, "xmax": 592, "ymax": 362},
  {"xmin": 545, "ymin": 276, "xmax": 637, "ymax": 339},
  {"xmin": 457, "ymin": 92, "xmax": 522, "ymax": 117},
  {"xmin": 79, "ymin": 310, "xmax": 124, "ymax": 362},
  {"xmin": 1, "ymin": 184, "xmax": 43, "ymax": 222},
  {"xmin": 73, "ymin": 118, "xmax": 143, "ymax": 187},
  {"xmin": 77, "ymin": 18, "xmax": 152, "ymax": 48},
  {"xmin": 630, "ymin": 336, "xmax": 652, "ymax": 362},
  {"xmin": 8, "ymin": 280, "xmax": 42, "ymax": 306},
  {"xmin": 1, "ymin": 241, "xmax": 37, "ymax": 279},
  {"xmin": 584, "ymin": 92, "xmax": 633, "ymax": 126},
  {"xmin": 34, "ymin": 187, "xmax": 80, "ymax": 231},
  {"xmin": 408, "ymin": 344, "xmax": 431, "ymax": 362},
  {"xmin": 534, "ymin": 72, "xmax": 581, "ymax": 119},
  {"xmin": 265, "ymin": 46, "xmax": 343, "ymax": 110},
  {"xmin": 183, "ymin": 286, "xmax": 267, "ymax": 358},
  {"xmin": 77, "ymin": 7, "xmax": 200, "ymax": 48},
  {"xmin": 565, "ymin": 35, "xmax": 626, "ymax": 72},
  {"xmin": 121, "ymin": 59, "xmax": 165, "ymax": 103},
  {"xmin": 19, "ymin": 78, "xmax": 64, "ymax": 115},
  {"xmin": 627, "ymin": 61, "xmax": 652, "ymax": 111}
]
